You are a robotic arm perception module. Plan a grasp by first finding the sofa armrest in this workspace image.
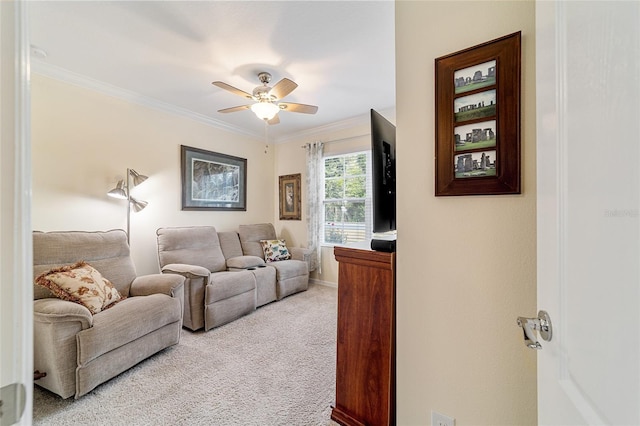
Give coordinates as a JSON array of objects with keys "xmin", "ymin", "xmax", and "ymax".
[
  {"xmin": 289, "ymin": 247, "xmax": 316, "ymax": 272},
  {"xmin": 33, "ymin": 298, "xmax": 93, "ymax": 329},
  {"xmin": 161, "ymin": 263, "xmax": 211, "ymax": 279},
  {"xmin": 33, "ymin": 298, "xmax": 93, "ymax": 398},
  {"xmin": 130, "ymin": 273, "xmax": 185, "ymax": 299},
  {"xmin": 226, "ymin": 255, "xmax": 265, "ymax": 270},
  {"xmin": 160, "ymin": 263, "xmax": 210, "ymax": 331}
]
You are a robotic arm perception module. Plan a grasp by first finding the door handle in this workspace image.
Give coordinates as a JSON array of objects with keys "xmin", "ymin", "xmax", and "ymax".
[
  {"xmin": 517, "ymin": 310, "xmax": 552, "ymax": 350},
  {"xmin": 0, "ymin": 383, "xmax": 26, "ymax": 425}
]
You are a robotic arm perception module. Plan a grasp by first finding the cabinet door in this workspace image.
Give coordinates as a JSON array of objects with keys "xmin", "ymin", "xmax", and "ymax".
[{"xmin": 333, "ymin": 248, "xmax": 395, "ymax": 426}]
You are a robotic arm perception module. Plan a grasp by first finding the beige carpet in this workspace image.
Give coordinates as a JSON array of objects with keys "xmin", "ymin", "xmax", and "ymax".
[{"xmin": 33, "ymin": 284, "xmax": 339, "ymax": 426}]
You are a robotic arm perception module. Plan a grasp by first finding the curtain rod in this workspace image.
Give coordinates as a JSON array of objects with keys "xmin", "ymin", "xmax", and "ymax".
[{"xmin": 301, "ymin": 133, "xmax": 369, "ymax": 148}]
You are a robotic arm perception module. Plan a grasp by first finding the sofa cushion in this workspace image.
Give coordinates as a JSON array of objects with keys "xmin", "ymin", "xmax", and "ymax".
[
  {"xmin": 35, "ymin": 261, "xmax": 123, "ymax": 315},
  {"xmin": 226, "ymin": 256, "xmax": 265, "ymax": 269},
  {"xmin": 218, "ymin": 231, "xmax": 244, "ymax": 259},
  {"xmin": 268, "ymin": 259, "xmax": 308, "ymax": 280},
  {"xmin": 76, "ymin": 293, "xmax": 181, "ymax": 365},
  {"xmin": 238, "ymin": 223, "xmax": 277, "ymax": 258},
  {"xmin": 33, "ymin": 230, "xmax": 137, "ymax": 299},
  {"xmin": 157, "ymin": 226, "xmax": 227, "ymax": 273},
  {"xmin": 260, "ymin": 239, "xmax": 292, "ymax": 262}
]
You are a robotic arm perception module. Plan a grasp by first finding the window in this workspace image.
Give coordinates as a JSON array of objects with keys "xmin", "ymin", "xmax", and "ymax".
[{"xmin": 322, "ymin": 151, "xmax": 371, "ymax": 245}]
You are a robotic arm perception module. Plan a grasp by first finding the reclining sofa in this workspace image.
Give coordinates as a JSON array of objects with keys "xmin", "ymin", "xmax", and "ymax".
[
  {"xmin": 33, "ymin": 230, "xmax": 185, "ymax": 399},
  {"xmin": 156, "ymin": 223, "xmax": 312, "ymax": 331}
]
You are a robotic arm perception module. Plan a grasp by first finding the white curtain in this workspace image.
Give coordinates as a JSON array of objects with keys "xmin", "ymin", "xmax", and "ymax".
[{"xmin": 305, "ymin": 141, "xmax": 324, "ymax": 274}]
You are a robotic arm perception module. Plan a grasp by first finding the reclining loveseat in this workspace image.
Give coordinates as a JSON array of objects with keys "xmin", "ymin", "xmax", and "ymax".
[{"xmin": 156, "ymin": 223, "xmax": 312, "ymax": 331}]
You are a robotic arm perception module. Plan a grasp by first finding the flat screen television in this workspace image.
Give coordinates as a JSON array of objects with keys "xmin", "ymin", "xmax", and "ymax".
[{"xmin": 370, "ymin": 109, "xmax": 396, "ymax": 251}]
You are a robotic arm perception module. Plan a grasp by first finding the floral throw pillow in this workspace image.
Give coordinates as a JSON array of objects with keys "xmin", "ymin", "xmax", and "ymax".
[
  {"xmin": 35, "ymin": 261, "xmax": 123, "ymax": 314},
  {"xmin": 260, "ymin": 239, "xmax": 292, "ymax": 262}
]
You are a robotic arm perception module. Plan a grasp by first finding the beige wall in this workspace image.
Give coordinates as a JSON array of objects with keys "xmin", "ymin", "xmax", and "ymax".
[
  {"xmin": 31, "ymin": 74, "xmax": 275, "ymax": 275},
  {"xmin": 271, "ymin": 137, "xmax": 308, "ymax": 262},
  {"xmin": 396, "ymin": 1, "xmax": 537, "ymax": 425},
  {"xmin": 31, "ymin": 72, "xmax": 393, "ymax": 283}
]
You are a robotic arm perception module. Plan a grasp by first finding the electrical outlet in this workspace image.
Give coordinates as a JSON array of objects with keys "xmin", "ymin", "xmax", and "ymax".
[{"xmin": 432, "ymin": 410, "xmax": 455, "ymax": 426}]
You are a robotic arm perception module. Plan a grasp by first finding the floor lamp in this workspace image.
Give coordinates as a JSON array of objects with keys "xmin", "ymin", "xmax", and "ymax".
[{"xmin": 107, "ymin": 168, "xmax": 148, "ymax": 244}]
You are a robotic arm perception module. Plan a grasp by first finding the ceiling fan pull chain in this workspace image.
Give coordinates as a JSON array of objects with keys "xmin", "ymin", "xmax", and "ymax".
[{"xmin": 264, "ymin": 121, "xmax": 269, "ymax": 154}]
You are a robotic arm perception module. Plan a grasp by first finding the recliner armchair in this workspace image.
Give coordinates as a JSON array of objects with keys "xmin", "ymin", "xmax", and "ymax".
[{"xmin": 33, "ymin": 230, "xmax": 185, "ymax": 399}]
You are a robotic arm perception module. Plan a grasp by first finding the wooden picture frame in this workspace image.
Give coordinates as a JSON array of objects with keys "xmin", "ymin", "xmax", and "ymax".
[
  {"xmin": 435, "ymin": 32, "xmax": 521, "ymax": 196},
  {"xmin": 279, "ymin": 173, "xmax": 301, "ymax": 220},
  {"xmin": 181, "ymin": 145, "xmax": 247, "ymax": 211}
]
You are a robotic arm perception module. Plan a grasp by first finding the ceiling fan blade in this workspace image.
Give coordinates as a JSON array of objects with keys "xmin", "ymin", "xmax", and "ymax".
[
  {"xmin": 278, "ymin": 102, "xmax": 318, "ymax": 114},
  {"xmin": 267, "ymin": 115, "xmax": 280, "ymax": 125},
  {"xmin": 270, "ymin": 78, "xmax": 298, "ymax": 100},
  {"xmin": 218, "ymin": 105, "xmax": 251, "ymax": 113},
  {"xmin": 212, "ymin": 81, "xmax": 254, "ymax": 99}
]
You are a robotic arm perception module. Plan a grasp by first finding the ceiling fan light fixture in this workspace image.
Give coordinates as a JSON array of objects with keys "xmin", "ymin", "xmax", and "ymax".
[
  {"xmin": 214, "ymin": 73, "xmax": 316, "ymax": 125},
  {"xmin": 251, "ymin": 101, "xmax": 280, "ymax": 121}
]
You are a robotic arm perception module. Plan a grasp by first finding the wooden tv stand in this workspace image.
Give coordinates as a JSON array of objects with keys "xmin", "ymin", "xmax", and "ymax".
[{"xmin": 331, "ymin": 246, "xmax": 395, "ymax": 426}]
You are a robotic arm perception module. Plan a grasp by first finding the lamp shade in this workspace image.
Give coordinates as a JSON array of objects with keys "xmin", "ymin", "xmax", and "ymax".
[
  {"xmin": 129, "ymin": 169, "xmax": 148, "ymax": 187},
  {"xmin": 107, "ymin": 168, "xmax": 149, "ymax": 245},
  {"xmin": 250, "ymin": 101, "xmax": 279, "ymax": 120},
  {"xmin": 107, "ymin": 180, "xmax": 127, "ymax": 199},
  {"xmin": 130, "ymin": 197, "xmax": 148, "ymax": 213}
]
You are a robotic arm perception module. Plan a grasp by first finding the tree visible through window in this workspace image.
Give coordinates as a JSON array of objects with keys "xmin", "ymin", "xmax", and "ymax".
[{"xmin": 323, "ymin": 151, "xmax": 371, "ymax": 245}]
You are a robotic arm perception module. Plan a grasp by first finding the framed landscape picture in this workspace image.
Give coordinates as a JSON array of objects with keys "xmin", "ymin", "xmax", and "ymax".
[
  {"xmin": 454, "ymin": 60, "xmax": 496, "ymax": 94},
  {"xmin": 454, "ymin": 120, "xmax": 497, "ymax": 152},
  {"xmin": 181, "ymin": 145, "xmax": 247, "ymax": 211},
  {"xmin": 435, "ymin": 32, "xmax": 521, "ymax": 196},
  {"xmin": 279, "ymin": 173, "xmax": 301, "ymax": 220}
]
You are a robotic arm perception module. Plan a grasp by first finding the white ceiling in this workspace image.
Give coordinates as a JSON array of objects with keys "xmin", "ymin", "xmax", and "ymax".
[{"xmin": 29, "ymin": 1, "xmax": 396, "ymax": 143}]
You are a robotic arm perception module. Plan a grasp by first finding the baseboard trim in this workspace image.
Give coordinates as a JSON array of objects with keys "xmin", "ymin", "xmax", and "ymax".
[{"xmin": 310, "ymin": 278, "xmax": 337, "ymax": 288}]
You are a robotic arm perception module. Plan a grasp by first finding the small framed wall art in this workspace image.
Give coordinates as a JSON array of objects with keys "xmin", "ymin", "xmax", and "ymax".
[
  {"xmin": 181, "ymin": 145, "xmax": 247, "ymax": 210},
  {"xmin": 279, "ymin": 173, "xmax": 301, "ymax": 220},
  {"xmin": 435, "ymin": 32, "xmax": 521, "ymax": 196}
]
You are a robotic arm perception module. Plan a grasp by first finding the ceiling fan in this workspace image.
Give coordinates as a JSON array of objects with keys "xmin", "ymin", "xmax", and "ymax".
[{"xmin": 212, "ymin": 72, "xmax": 318, "ymax": 124}]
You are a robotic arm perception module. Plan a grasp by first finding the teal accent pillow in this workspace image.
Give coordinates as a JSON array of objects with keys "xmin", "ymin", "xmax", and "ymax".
[{"xmin": 259, "ymin": 239, "xmax": 292, "ymax": 262}]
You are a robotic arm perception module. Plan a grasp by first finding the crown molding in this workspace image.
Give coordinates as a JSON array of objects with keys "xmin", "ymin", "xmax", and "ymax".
[
  {"xmin": 275, "ymin": 106, "xmax": 396, "ymax": 144},
  {"xmin": 275, "ymin": 114, "xmax": 369, "ymax": 144},
  {"xmin": 31, "ymin": 60, "xmax": 263, "ymax": 141},
  {"xmin": 31, "ymin": 60, "xmax": 395, "ymax": 145}
]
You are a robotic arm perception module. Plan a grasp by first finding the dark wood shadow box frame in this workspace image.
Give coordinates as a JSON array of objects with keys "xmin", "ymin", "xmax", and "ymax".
[{"xmin": 435, "ymin": 31, "xmax": 521, "ymax": 196}]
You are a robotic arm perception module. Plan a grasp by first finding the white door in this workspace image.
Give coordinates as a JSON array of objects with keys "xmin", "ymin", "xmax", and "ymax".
[
  {"xmin": 536, "ymin": 1, "xmax": 639, "ymax": 424},
  {"xmin": 0, "ymin": 1, "xmax": 32, "ymax": 425}
]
